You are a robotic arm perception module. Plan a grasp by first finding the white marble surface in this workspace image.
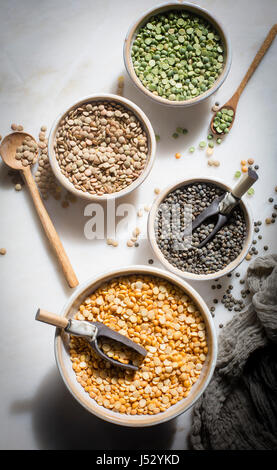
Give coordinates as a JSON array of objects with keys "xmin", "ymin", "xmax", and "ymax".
[{"xmin": 0, "ymin": 0, "xmax": 277, "ymax": 450}]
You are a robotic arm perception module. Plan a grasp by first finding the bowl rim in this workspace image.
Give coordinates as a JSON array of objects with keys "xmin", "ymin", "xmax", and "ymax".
[
  {"xmin": 54, "ymin": 265, "xmax": 217, "ymax": 427},
  {"xmin": 123, "ymin": 1, "xmax": 232, "ymax": 107},
  {"xmin": 47, "ymin": 93, "xmax": 157, "ymax": 201},
  {"xmin": 147, "ymin": 177, "xmax": 254, "ymax": 281}
]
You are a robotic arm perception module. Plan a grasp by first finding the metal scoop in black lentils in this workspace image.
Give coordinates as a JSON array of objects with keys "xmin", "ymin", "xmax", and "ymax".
[
  {"xmin": 155, "ymin": 182, "xmax": 246, "ymax": 275},
  {"xmin": 131, "ymin": 10, "xmax": 225, "ymax": 101}
]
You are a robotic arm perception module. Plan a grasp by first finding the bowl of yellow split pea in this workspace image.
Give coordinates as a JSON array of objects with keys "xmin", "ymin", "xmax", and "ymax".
[{"xmin": 54, "ymin": 265, "xmax": 217, "ymax": 426}]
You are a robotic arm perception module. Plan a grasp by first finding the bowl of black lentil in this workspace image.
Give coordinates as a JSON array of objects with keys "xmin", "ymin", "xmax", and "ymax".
[
  {"xmin": 148, "ymin": 178, "xmax": 253, "ymax": 280},
  {"xmin": 48, "ymin": 94, "xmax": 156, "ymax": 201},
  {"xmin": 124, "ymin": 2, "xmax": 231, "ymax": 107}
]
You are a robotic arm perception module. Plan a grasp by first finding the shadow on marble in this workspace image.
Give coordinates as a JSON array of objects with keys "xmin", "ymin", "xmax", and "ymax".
[
  {"xmin": 10, "ymin": 367, "xmax": 177, "ymax": 450},
  {"xmin": 42, "ymin": 171, "xmax": 143, "ymax": 245}
]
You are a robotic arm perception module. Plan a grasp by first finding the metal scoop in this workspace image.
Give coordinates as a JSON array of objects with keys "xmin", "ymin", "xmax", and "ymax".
[
  {"xmin": 36, "ymin": 308, "xmax": 147, "ymax": 371},
  {"xmin": 183, "ymin": 169, "xmax": 258, "ymax": 248}
]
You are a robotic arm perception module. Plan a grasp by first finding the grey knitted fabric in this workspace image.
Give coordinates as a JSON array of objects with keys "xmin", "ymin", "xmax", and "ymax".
[{"xmin": 191, "ymin": 254, "xmax": 277, "ymax": 450}]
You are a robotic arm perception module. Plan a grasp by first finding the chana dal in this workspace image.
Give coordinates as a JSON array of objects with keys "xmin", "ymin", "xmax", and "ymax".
[{"xmin": 69, "ymin": 275, "xmax": 208, "ymax": 415}]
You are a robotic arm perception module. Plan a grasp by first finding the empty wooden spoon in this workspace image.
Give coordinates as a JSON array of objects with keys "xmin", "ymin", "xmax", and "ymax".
[
  {"xmin": 210, "ymin": 24, "xmax": 277, "ymax": 136},
  {"xmin": 0, "ymin": 132, "xmax": 79, "ymax": 288}
]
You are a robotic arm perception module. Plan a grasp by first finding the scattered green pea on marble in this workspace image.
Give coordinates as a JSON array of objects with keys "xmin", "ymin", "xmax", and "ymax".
[
  {"xmin": 234, "ymin": 170, "xmax": 241, "ymax": 178},
  {"xmin": 189, "ymin": 146, "xmax": 195, "ymax": 153},
  {"xmin": 216, "ymin": 138, "xmax": 222, "ymax": 144},
  {"xmin": 199, "ymin": 141, "xmax": 206, "ymax": 149},
  {"xmin": 247, "ymin": 188, "xmax": 255, "ymax": 196},
  {"xmin": 172, "ymin": 132, "xmax": 179, "ymax": 139},
  {"xmin": 155, "ymin": 134, "xmax": 160, "ymax": 141},
  {"xmin": 131, "ymin": 9, "xmax": 225, "ymax": 102}
]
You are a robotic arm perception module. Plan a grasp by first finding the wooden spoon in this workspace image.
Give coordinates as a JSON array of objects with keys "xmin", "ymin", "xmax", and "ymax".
[
  {"xmin": 0, "ymin": 132, "xmax": 79, "ymax": 288},
  {"xmin": 210, "ymin": 24, "xmax": 277, "ymax": 136}
]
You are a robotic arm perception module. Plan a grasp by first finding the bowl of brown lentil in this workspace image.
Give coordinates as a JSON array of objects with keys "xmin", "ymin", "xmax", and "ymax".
[
  {"xmin": 48, "ymin": 94, "xmax": 156, "ymax": 200},
  {"xmin": 148, "ymin": 177, "xmax": 254, "ymax": 281},
  {"xmin": 124, "ymin": 2, "xmax": 231, "ymax": 107},
  {"xmin": 54, "ymin": 265, "xmax": 217, "ymax": 426}
]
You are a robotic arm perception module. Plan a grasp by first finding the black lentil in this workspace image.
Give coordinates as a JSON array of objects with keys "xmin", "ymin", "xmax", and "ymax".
[{"xmin": 155, "ymin": 182, "xmax": 247, "ymax": 275}]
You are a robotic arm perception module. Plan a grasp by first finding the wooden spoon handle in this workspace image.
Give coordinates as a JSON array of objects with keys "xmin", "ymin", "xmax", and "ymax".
[
  {"xmin": 36, "ymin": 308, "xmax": 69, "ymax": 328},
  {"xmin": 235, "ymin": 24, "xmax": 277, "ymax": 99},
  {"xmin": 22, "ymin": 166, "xmax": 79, "ymax": 288}
]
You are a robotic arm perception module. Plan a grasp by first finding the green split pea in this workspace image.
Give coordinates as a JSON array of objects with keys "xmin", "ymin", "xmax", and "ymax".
[
  {"xmin": 213, "ymin": 108, "xmax": 234, "ymax": 134},
  {"xmin": 131, "ymin": 9, "xmax": 225, "ymax": 102}
]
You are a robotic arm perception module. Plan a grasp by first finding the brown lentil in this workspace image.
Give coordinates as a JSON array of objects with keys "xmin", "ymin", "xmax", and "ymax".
[
  {"xmin": 15, "ymin": 136, "xmax": 38, "ymax": 166},
  {"xmin": 116, "ymin": 76, "xmax": 124, "ymax": 96},
  {"xmin": 54, "ymin": 101, "xmax": 149, "ymax": 196}
]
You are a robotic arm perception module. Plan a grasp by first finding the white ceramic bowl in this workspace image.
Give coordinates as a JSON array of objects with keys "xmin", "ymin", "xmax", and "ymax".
[
  {"xmin": 48, "ymin": 94, "xmax": 156, "ymax": 201},
  {"xmin": 54, "ymin": 265, "xmax": 217, "ymax": 427},
  {"xmin": 124, "ymin": 1, "xmax": 232, "ymax": 107},
  {"xmin": 148, "ymin": 177, "xmax": 254, "ymax": 281}
]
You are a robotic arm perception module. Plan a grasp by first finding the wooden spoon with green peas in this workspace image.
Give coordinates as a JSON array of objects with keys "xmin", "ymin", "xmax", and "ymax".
[
  {"xmin": 211, "ymin": 24, "xmax": 277, "ymax": 136},
  {"xmin": 0, "ymin": 132, "xmax": 79, "ymax": 288}
]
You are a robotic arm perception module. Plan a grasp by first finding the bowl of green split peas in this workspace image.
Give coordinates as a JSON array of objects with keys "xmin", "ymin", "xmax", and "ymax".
[{"xmin": 124, "ymin": 2, "xmax": 232, "ymax": 107}]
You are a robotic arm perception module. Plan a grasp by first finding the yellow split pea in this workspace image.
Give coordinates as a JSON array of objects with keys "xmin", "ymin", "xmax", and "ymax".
[{"xmin": 69, "ymin": 275, "xmax": 208, "ymax": 415}]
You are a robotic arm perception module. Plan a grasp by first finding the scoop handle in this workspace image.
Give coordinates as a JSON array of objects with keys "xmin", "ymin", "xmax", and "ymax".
[
  {"xmin": 36, "ymin": 308, "xmax": 69, "ymax": 329},
  {"xmin": 232, "ymin": 169, "xmax": 258, "ymax": 199},
  {"xmin": 22, "ymin": 166, "xmax": 79, "ymax": 289}
]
